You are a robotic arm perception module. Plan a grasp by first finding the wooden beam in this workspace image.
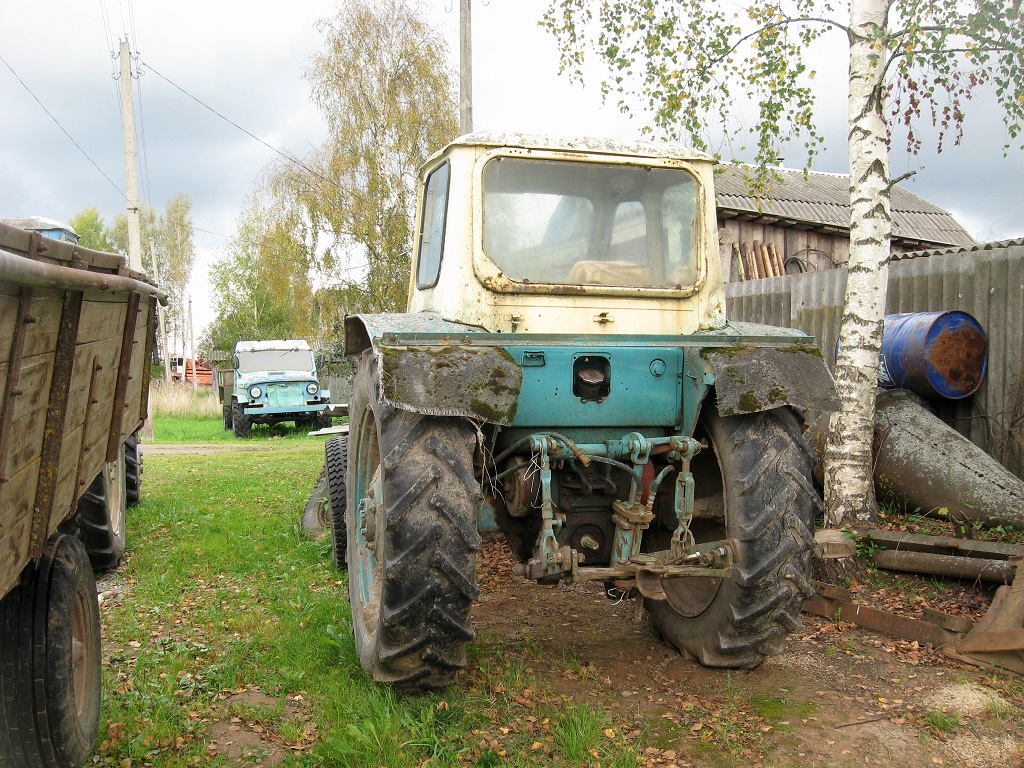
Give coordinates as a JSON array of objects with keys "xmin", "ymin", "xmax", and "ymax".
[{"xmin": 29, "ymin": 291, "xmax": 82, "ymax": 558}]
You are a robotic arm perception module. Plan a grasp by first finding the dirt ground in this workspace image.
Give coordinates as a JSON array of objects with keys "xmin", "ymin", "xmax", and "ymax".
[{"xmin": 472, "ymin": 535, "xmax": 1024, "ymax": 768}]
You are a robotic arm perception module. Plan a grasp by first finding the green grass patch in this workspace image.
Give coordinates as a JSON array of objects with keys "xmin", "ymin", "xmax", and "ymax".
[
  {"xmin": 150, "ymin": 415, "xmax": 328, "ymax": 443},
  {"xmin": 100, "ymin": 437, "xmax": 644, "ymax": 767}
]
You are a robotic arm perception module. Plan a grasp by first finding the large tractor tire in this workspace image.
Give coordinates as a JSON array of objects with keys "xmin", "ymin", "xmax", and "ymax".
[
  {"xmin": 68, "ymin": 446, "xmax": 128, "ymax": 572},
  {"xmin": 645, "ymin": 406, "xmax": 818, "ymax": 668},
  {"xmin": 124, "ymin": 430, "xmax": 142, "ymax": 508},
  {"xmin": 0, "ymin": 535, "xmax": 102, "ymax": 768},
  {"xmin": 325, "ymin": 436, "xmax": 348, "ymax": 570},
  {"xmin": 346, "ymin": 353, "xmax": 482, "ymax": 690},
  {"xmin": 231, "ymin": 402, "xmax": 252, "ymax": 438}
]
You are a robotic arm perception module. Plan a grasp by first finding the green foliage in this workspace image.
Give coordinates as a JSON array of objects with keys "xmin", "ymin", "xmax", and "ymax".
[
  {"xmin": 543, "ymin": 2, "xmax": 1024, "ymax": 182},
  {"xmin": 277, "ymin": 0, "xmax": 459, "ymax": 318},
  {"xmin": 67, "ymin": 207, "xmax": 115, "ymax": 251},
  {"xmin": 923, "ymin": 707, "xmax": 960, "ymax": 731},
  {"xmin": 206, "ymin": 186, "xmax": 318, "ymax": 354}
]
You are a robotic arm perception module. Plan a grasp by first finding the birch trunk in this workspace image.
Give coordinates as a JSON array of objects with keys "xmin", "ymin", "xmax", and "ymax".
[{"xmin": 823, "ymin": 0, "xmax": 892, "ymax": 527}]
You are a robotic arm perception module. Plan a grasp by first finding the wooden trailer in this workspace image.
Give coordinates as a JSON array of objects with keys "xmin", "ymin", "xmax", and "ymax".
[{"xmin": 0, "ymin": 221, "xmax": 164, "ymax": 768}]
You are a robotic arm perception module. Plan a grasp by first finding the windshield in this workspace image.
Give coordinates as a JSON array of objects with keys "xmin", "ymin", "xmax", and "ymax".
[
  {"xmin": 237, "ymin": 349, "xmax": 314, "ymax": 373},
  {"xmin": 482, "ymin": 157, "xmax": 700, "ymax": 289}
]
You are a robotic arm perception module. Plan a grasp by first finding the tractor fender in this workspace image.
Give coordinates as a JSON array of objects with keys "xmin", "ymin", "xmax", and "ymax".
[
  {"xmin": 345, "ymin": 313, "xmax": 523, "ymax": 425},
  {"xmin": 698, "ymin": 323, "xmax": 840, "ymax": 416}
]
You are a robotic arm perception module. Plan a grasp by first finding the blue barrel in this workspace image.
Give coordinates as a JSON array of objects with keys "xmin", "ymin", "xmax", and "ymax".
[{"xmin": 878, "ymin": 312, "xmax": 988, "ymax": 399}]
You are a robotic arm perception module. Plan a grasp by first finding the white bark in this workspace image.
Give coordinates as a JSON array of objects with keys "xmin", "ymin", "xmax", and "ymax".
[{"xmin": 823, "ymin": 0, "xmax": 892, "ymax": 527}]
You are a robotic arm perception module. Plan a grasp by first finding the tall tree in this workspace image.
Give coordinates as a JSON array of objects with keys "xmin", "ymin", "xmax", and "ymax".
[
  {"xmin": 544, "ymin": 0, "xmax": 1024, "ymax": 527},
  {"xmin": 157, "ymin": 193, "xmax": 197, "ymax": 354},
  {"xmin": 207, "ymin": 186, "xmax": 317, "ymax": 355},
  {"xmin": 67, "ymin": 207, "xmax": 115, "ymax": 252},
  {"xmin": 273, "ymin": 0, "xmax": 459, "ymax": 316}
]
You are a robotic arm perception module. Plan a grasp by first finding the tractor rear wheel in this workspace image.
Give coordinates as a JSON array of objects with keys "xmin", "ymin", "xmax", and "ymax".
[
  {"xmin": 346, "ymin": 352, "xmax": 481, "ymax": 690},
  {"xmin": 645, "ymin": 407, "xmax": 818, "ymax": 668}
]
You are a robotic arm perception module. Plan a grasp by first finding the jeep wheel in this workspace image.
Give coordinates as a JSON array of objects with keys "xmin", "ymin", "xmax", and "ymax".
[
  {"xmin": 325, "ymin": 436, "xmax": 348, "ymax": 570},
  {"xmin": 232, "ymin": 402, "xmax": 252, "ymax": 438},
  {"xmin": 645, "ymin": 407, "xmax": 818, "ymax": 668},
  {"xmin": 346, "ymin": 352, "xmax": 481, "ymax": 690},
  {"xmin": 0, "ymin": 535, "xmax": 102, "ymax": 768},
  {"xmin": 67, "ymin": 446, "xmax": 127, "ymax": 572}
]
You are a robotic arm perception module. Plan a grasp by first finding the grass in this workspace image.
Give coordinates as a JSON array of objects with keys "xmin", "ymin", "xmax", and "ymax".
[{"xmin": 99, "ymin": 438, "xmax": 645, "ymax": 767}]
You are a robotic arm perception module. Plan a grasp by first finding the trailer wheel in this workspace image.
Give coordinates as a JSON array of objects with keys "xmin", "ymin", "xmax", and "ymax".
[
  {"xmin": 325, "ymin": 436, "xmax": 348, "ymax": 570},
  {"xmin": 0, "ymin": 534, "xmax": 102, "ymax": 768},
  {"xmin": 347, "ymin": 353, "xmax": 481, "ymax": 690},
  {"xmin": 70, "ymin": 447, "xmax": 127, "ymax": 572},
  {"xmin": 316, "ymin": 410, "xmax": 333, "ymax": 430},
  {"xmin": 232, "ymin": 402, "xmax": 251, "ymax": 438},
  {"xmin": 645, "ymin": 407, "xmax": 818, "ymax": 668},
  {"xmin": 222, "ymin": 404, "xmax": 233, "ymax": 431},
  {"xmin": 124, "ymin": 430, "xmax": 142, "ymax": 508}
]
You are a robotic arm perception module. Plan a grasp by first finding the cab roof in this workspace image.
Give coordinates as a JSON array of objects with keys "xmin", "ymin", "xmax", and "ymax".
[{"xmin": 434, "ymin": 132, "xmax": 715, "ymax": 164}]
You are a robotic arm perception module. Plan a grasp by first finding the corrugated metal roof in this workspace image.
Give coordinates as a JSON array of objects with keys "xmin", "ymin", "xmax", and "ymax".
[
  {"xmin": 716, "ymin": 165, "xmax": 976, "ymax": 248},
  {"xmin": 895, "ymin": 237, "xmax": 1024, "ymax": 259}
]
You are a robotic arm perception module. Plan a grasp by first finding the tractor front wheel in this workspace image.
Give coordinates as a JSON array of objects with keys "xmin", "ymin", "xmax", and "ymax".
[
  {"xmin": 346, "ymin": 352, "xmax": 481, "ymax": 690},
  {"xmin": 645, "ymin": 407, "xmax": 818, "ymax": 668}
]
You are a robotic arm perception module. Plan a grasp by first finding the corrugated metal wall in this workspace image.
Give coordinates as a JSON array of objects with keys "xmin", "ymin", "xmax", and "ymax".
[{"xmin": 726, "ymin": 242, "xmax": 1024, "ymax": 480}]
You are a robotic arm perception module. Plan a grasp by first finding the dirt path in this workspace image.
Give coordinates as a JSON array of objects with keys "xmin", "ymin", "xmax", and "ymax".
[
  {"xmin": 473, "ymin": 537, "xmax": 1023, "ymax": 767},
  {"xmin": 141, "ymin": 443, "xmax": 266, "ymax": 455}
]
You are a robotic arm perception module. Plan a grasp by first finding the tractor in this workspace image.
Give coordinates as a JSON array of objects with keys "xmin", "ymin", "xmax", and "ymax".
[{"xmin": 328, "ymin": 133, "xmax": 838, "ymax": 690}]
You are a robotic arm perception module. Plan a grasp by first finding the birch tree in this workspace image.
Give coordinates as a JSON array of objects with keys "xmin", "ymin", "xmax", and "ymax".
[
  {"xmin": 544, "ymin": 0, "xmax": 1024, "ymax": 527},
  {"xmin": 273, "ymin": 0, "xmax": 459, "ymax": 316}
]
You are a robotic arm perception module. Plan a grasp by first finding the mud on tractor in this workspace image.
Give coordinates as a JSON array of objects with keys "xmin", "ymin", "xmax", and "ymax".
[{"xmin": 329, "ymin": 133, "xmax": 839, "ymax": 690}]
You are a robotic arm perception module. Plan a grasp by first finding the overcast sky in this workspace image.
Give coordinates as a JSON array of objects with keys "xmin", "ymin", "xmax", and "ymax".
[{"xmin": 2, "ymin": 1, "xmax": 1022, "ymax": 338}]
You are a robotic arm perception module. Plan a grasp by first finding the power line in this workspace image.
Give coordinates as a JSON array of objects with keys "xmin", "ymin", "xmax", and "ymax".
[
  {"xmin": 0, "ymin": 53, "xmax": 125, "ymax": 198},
  {"xmin": 139, "ymin": 59, "xmax": 352, "ymax": 200}
]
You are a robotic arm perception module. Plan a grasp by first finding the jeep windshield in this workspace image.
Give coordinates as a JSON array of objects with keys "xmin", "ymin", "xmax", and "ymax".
[
  {"xmin": 237, "ymin": 350, "xmax": 314, "ymax": 373},
  {"xmin": 482, "ymin": 156, "xmax": 700, "ymax": 289}
]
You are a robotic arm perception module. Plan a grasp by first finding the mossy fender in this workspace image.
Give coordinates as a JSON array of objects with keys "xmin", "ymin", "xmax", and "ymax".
[
  {"xmin": 696, "ymin": 322, "xmax": 840, "ymax": 416},
  {"xmin": 344, "ymin": 313, "xmax": 523, "ymax": 425}
]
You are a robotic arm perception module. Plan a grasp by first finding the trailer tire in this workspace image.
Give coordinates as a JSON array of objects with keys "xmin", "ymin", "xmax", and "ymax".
[
  {"xmin": 0, "ymin": 535, "xmax": 102, "ymax": 768},
  {"xmin": 325, "ymin": 436, "xmax": 348, "ymax": 570},
  {"xmin": 232, "ymin": 402, "xmax": 251, "ymax": 438},
  {"xmin": 347, "ymin": 353, "xmax": 481, "ymax": 690},
  {"xmin": 222, "ymin": 405, "xmax": 233, "ymax": 431},
  {"xmin": 70, "ymin": 447, "xmax": 127, "ymax": 572},
  {"xmin": 124, "ymin": 430, "xmax": 142, "ymax": 508},
  {"xmin": 645, "ymin": 407, "xmax": 818, "ymax": 668},
  {"xmin": 316, "ymin": 410, "xmax": 333, "ymax": 430}
]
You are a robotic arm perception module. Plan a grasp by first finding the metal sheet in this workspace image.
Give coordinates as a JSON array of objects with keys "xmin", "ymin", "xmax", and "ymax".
[
  {"xmin": 725, "ymin": 242, "xmax": 1024, "ymax": 480},
  {"xmin": 705, "ymin": 346, "xmax": 840, "ymax": 416},
  {"xmin": 377, "ymin": 345, "xmax": 522, "ymax": 426}
]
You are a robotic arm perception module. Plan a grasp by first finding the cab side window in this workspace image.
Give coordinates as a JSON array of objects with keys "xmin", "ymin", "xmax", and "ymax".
[{"xmin": 416, "ymin": 162, "xmax": 451, "ymax": 289}]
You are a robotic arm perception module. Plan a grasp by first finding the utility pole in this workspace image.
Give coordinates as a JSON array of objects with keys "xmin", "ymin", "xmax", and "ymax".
[
  {"xmin": 188, "ymin": 298, "xmax": 197, "ymax": 389},
  {"xmin": 119, "ymin": 38, "xmax": 143, "ymax": 271},
  {"xmin": 459, "ymin": 0, "xmax": 472, "ymax": 133},
  {"xmin": 150, "ymin": 240, "xmax": 171, "ymax": 381}
]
